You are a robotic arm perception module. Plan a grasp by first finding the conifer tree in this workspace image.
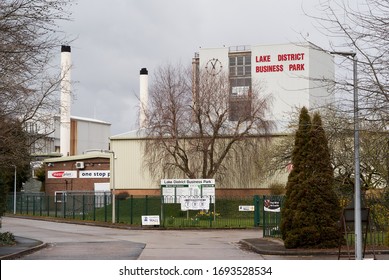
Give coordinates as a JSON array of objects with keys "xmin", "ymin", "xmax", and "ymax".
[
  {"xmin": 281, "ymin": 108, "xmax": 341, "ymax": 248},
  {"xmin": 281, "ymin": 107, "xmax": 312, "ymax": 248},
  {"xmin": 304, "ymin": 113, "xmax": 341, "ymax": 247}
]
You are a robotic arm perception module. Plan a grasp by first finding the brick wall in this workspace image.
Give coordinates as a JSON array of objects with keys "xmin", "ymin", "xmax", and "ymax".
[{"xmin": 45, "ymin": 157, "xmax": 110, "ymax": 196}]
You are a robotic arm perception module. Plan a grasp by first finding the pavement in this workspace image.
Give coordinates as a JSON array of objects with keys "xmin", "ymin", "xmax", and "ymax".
[
  {"xmin": 0, "ymin": 236, "xmax": 47, "ymax": 260},
  {"xmin": 1, "ymin": 219, "xmax": 388, "ymax": 260}
]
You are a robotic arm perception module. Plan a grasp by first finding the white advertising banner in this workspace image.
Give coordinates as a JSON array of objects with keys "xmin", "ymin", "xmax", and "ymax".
[
  {"xmin": 79, "ymin": 170, "xmax": 110, "ymax": 178},
  {"xmin": 48, "ymin": 171, "xmax": 77, "ymax": 179}
]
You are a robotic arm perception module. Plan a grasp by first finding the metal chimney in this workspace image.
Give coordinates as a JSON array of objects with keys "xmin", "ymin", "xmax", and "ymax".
[{"xmin": 60, "ymin": 45, "xmax": 71, "ymax": 156}]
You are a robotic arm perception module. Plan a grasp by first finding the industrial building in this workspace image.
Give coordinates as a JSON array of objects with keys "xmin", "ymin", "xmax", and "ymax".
[
  {"xmin": 107, "ymin": 42, "xmax": 335, "ymax": 196},
  {"xmin": 44, "ymin": 153, "xmax": 111, "ymax": 196},
  {"xmin": 37, "ymin": 42, "xmax": 335, "ymax": 197},
  {"xmin": 194, "ymin": 42, "xmax": 334, "ymax": 131},
  {"xmin": 26, "ymin": 46, "xmax": 111, "ymax": 193}
]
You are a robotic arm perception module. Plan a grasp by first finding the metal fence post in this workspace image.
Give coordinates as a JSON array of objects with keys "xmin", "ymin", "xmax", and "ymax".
[
  {"xmin": 116, "ymin": 198, "xmax": 120, "ymax": 223},
  {"xmin": 145, "ymin": 195, "xmax": 149, "ymax": 215},
  {"xmin": 130, "ymin": 195, "xmax": 134, "ymax": 224},
  {"xmin": 26, "ymin": 195, "xmax": 29, "ymax": 215},
  {"xmin": 93, "ymin": 194, "xmax": 96, "ymax": 221},
  {"xmin": 209, "ymin": 199, "xmax": 214, "ymax": 228},
  {"xmin": 262, "ymin": 195, "xmax": 266, "ymax": 237},
  {"xmin": 160, "ymin": 195, "xmax": 164, "ymax": 227},
  {"xmin": 81, "ymin": 195, "xmax": 84, "ymax": 220},
  {"xmin": 47, "ymin": 195, "xmax": 50, "ymax": 217},
  {"xmin": 63, "ymin": 193, "xmax": 66, "ymax": 219},
  {"xmin": 32, "ymin": 195, "xmax": 36, "ymax": 215},
  {"xmin": 55, "ymin": 196, "xmax": 58, "ymax": 217},
  {"xmin": 72, "ymin": 195, "xmax": 75, "ymax": 219},
  {"xmin": 104, "ymin": 193, "xmax": 107, "ymax": 222},
  {"xmin": 39, "ymin": 195, "xmax": 42, "ymax": 216},
  {"xmin": 254, "ymin": 195, "xmax": 260, "ymax": 227}
]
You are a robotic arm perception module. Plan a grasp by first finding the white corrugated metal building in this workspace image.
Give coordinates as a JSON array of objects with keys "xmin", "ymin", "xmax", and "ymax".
[{"xmin": 110, "ymin": 129, "xmax": 160, "ymax": 195}]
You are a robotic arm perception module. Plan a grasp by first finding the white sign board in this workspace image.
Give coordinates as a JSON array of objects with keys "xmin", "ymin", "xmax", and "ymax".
[
  {"xmin": 94, "ymin": 183, "xmax": 110, "ymax": 192},
  {"xmin": 181, "ymin": 197, "xmax": 210, "ymax": 211},
  {"xmin": 161, "ymin": 179, "xmax": 215, "ymax": 185},
  {"xmin": 202, "ymin": 187, "xmax": 215, "ymax": 196},
  {"xmin": 141, "ymin": 215, "xmax": 160, "ymax": 226},
  {"xmin": 162, "ymin": 187, "xmax": 175, "ymax": 196},
  {"xmin": 264, "ymin": 200, "xmax": 281, "ymax": 212},
  {"xmin": 188, "ymin": 184, "xmax": 201, "ymax": 196},
  {"xmin": 202, "ymin": 186, "xmax": 216, "ymax": 203},
  {"xmin": 48, "ymin": 171, "xmax": 77, "ymax": 179},
  {"xmin": 161, "ymin": 178, "xmax": 216, "ymax": 205},
  {"xmin": 79, "ymin": 170, "xmax": 110, "ymax": 178},
  {"xmin": 162, "ymin": 187, "xmax": 175, "ymax": 203},
  {"xmin": 239, "ymin": 205, "xmax": 255, "ymax": 212}
]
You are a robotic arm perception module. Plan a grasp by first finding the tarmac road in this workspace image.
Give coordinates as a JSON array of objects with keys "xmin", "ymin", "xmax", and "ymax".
[
  {"xmin": 1, "ymin": 217, "xmax": 265, "ymax": 260},
  {"xmin": 3, "ymin": 217, "xmax": 388, "ymax": 260}
]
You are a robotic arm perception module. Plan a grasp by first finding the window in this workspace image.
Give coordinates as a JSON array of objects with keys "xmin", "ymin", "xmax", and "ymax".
[
  {"xmin": 229, "ymin": 55, "xmax": 251, "ymax": 77},
  {"xmin": 229, "ymin": 52, "xmax": 252, "ymax": 121}
]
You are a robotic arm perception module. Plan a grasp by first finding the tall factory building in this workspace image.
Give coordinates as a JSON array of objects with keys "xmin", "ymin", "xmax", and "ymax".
[{"xmin": 193, "ymin": 42, "xmax": 334, "ymax": 131}]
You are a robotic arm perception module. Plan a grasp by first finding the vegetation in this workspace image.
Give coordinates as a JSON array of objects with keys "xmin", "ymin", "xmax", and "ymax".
[
  {"xmin": 0, "ymin": 0, "xmax": 72, "ymax": 224},
  {"xmin": 281, "ymin": 107, "xmax": 341, "ymax": 248},
  {"xmin": 0, "ymin": 176, "xmax": 8, "ymax": 220},
  {"xmin": 307, "ymin": 0, "xmax": 389, "ymax": 195},
  {"xmin": 143, "ymin": 63, "xmax": 274, "ymax": 185},
  {"xmin": 0, "ymin": 231, "xmax": 16, "ymax": 246},
  {"xmin": 268, "ymin": 182, "xmax": 286, "ymax": 195}
]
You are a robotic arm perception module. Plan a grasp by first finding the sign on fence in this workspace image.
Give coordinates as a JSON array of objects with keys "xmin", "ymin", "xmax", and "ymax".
[
  {"xmin": 160, "ymin": 179, "xmax": 215, "ymax": 204},
  {"xmin": 141, "ymin": 215, "xmax": 160, "ymax": 226},
  {"xmin": 264, "ymin": 199, "xmax": 281, "ymax": 212},
  {"xmin": 239, "ymin": 205, "xmax": 255, "ymax": 211}
]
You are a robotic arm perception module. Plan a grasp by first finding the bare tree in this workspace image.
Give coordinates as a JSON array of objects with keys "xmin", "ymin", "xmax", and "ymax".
[
  {"xmin": 268, "ymin": 107, "xmax": 389, "ymax": 196},
  {"xmin": 0, "ymin": 0, "xmax": 73, "ymax": 216},
  {"xmin": 296, "ymin": 0, "xmax": 389, "ymax": 194},
  {"xmin": 308, "ymin": 0, "xmax": 389, "ymax": 121},
  {"xmin": 143, "ymin": 63, "xmax": 274, "ymax": 184},
  {"xmin": 0, "ymin": 0, "xmax": 73, "ymax": 165}
]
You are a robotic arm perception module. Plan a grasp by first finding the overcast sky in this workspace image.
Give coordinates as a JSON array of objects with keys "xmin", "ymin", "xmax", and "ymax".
[{"xmin": 57, "ymin": 0, "xmax": 336, "ymax": 135}]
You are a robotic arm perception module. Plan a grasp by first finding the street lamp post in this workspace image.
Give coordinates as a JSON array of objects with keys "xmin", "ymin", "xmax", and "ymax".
[
  {"xmin": 13, "ymin": 165, "xmax": 17, "ymax": 214},
  {"xmin": 331, "ymin": 51, "xmax": 362, "ymax": 260},
  {"xmin": 83, "ymin": 149, "xmax": 116, "ymax": 224}
]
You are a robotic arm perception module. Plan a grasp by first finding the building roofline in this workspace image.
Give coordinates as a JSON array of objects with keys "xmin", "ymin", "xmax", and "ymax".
[
  {"xmin": 44, "ymin": 153, "xmax": 111, "ymax": 163},
  {"xmin": 110, "ymin": 130, "xmax": 290, "ymax": 141},
  {"xmin": 71, "ymin": 115, "xmax": 111, "ymax": 125}
]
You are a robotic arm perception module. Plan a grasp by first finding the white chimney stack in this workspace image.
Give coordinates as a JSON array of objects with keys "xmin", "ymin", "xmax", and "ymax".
[
  {"xmin": 139, "ymin": 68, "xmax": 148, "ymax": 128},
  {"xmin": 60, "ymin": 45, "xmax": 71, "ymax": 156}
]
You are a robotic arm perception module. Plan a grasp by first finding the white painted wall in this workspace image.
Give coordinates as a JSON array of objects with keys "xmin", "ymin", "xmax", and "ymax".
[
  {"xmin": 199, "ymin": 43, "xmax": 334, "ymax": 131},
  {"xmin": 74, "ymin": 117, "xmax": 111, "ymax": 154},
  {"xmin": 199, "ymin": 47, "xmax": 229, "ymax": 75}
]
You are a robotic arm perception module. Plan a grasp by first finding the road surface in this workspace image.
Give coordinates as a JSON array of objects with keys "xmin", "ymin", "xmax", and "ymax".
[{"xmin": 1, "ymin": 217, "xmax": 264, "ymax": 260}]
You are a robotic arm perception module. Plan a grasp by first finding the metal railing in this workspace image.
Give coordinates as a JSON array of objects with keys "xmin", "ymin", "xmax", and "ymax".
[
  {"xmin": 6, "ymin": 193, "xmax": 265, "ymax": 228},
  {"xmin": 5, "ymin": 192, "xmax": 388, "ymax": 245}
]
